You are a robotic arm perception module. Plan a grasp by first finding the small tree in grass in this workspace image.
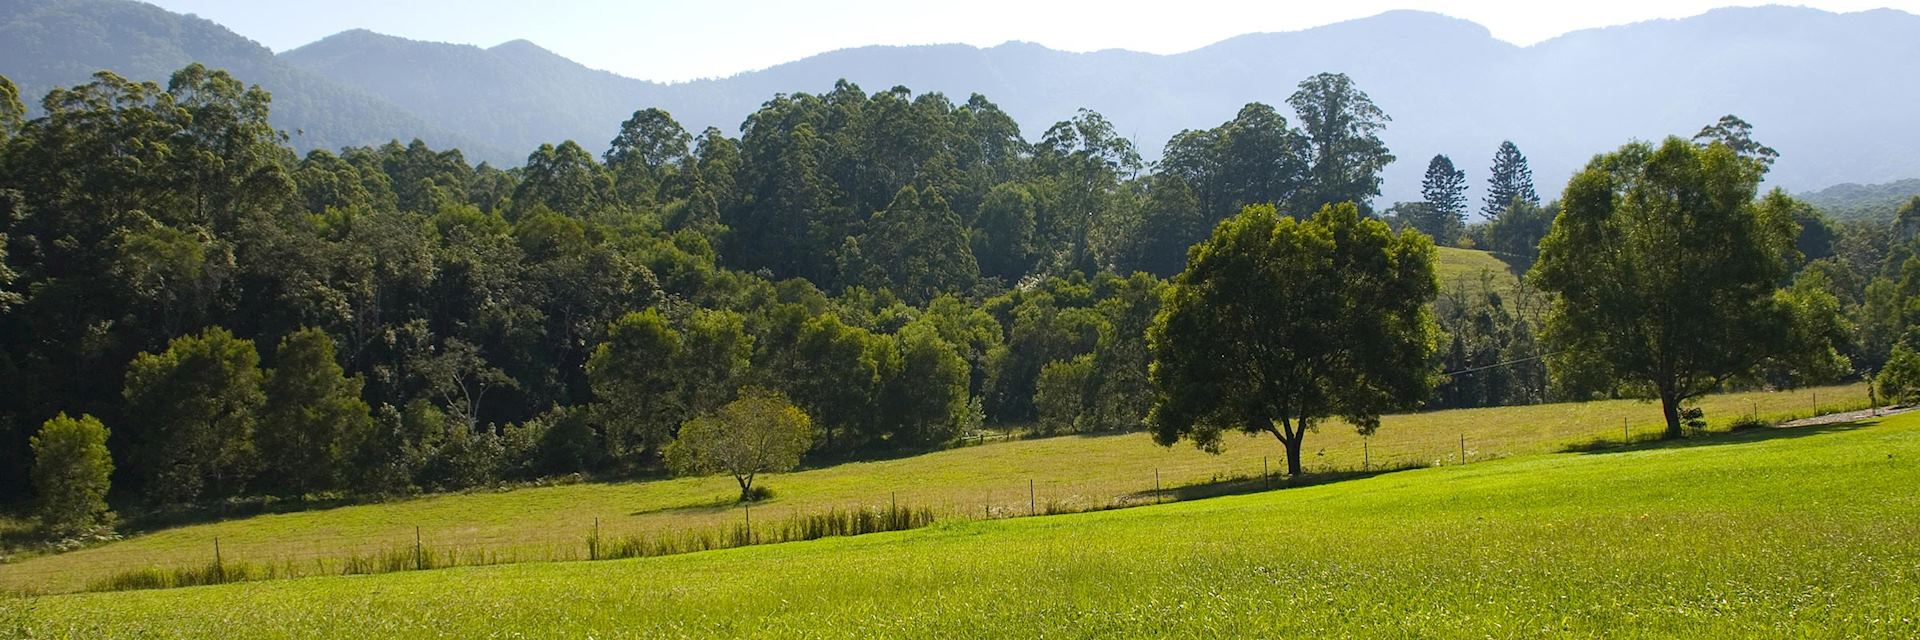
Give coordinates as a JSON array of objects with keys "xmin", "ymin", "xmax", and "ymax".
[
  {"xmin": 1148, "ymin": 203, "xmax": 1439, "ymax": 476},
  {"xmin": 666, "ymin": 389, "xmax": 812, "ymax": 502},
  {"xmin": 31, "ymin": 413, "xmax": 115, "ymax": 536}
]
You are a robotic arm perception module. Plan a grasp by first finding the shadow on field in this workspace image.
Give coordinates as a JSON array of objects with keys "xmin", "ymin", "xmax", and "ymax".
[
  {"xmin": 627, "ymin": 494, "xmax": 754, "ymax": 516},
  {"xmin": 1123, "ymin": 463, "xmax": 1428, "ymax": 505},
  {"xmin": 1562, "ymin": 418, "xmax": 1878, "ymax": 456}
]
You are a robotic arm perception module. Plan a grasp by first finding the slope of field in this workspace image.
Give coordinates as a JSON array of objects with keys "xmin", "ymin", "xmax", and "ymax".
[
  {"xmin": 1434, "ymin": 246, "xmax": 1519, "ymax": 295},
  {"xmin": 10, "ymin": 399, "xmax": 1918, "ymax": 637},
  {"xmin": 0, "ymin": 384, "xmax": 1867, "ymax": 594}
]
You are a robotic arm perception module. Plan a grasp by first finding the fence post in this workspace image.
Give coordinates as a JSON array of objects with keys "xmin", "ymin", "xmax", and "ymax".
[
  {"xmin": 1813, "ymin": 392, "xmax": 1818, "ymax": 416},
  {"xmin": 1154, "ymin": 469, "xmax": 1161, "ymax": 504},
  {"xmin": 1872, "ymin": 386, "xmax": 1879, "ymax": 416},
  {"xmin": 1029, "ymin": 479, "xmax": 1036, "ymax": 516},
  {"xmin": 214, "ymin": 536, "xmax": 222, "ymax": 567},
  {"xmin": 1262, "ymin": 457, "xmax": 1268, "ymax": 484},
  {"xmin": 413, "ymin": 526, "xmax": 423, "ymax": 570},
  {"xmin": 1622, "ymin": 417, "xmax": 1628, "ymax": 444},
  {"xmin": 1459, "ymin": 434, "xmax": 1466, "ymax": 464},
  {"xmin": 1363, "ymin": 439, "xmax": 1370, "ymax": 471},
  {"xmin": 591, "ymin": 517, "xmax": 599, "ymax": 561}
]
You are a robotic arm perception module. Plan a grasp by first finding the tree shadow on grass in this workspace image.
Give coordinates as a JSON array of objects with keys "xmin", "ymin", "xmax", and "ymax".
[
  {"xmin": 1561, "ymin": 417, "xmax": 1880, "ymax": 456},
  {"xmin": 1118, "ymin": 462, "xmax": 1429, "ymax": 506},
  {"xmin": 627, "ymin": 494, "xmax": 755, "ymax": 517}
]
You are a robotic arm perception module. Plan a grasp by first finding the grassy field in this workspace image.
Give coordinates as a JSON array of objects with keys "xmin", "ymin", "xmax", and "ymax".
[
  {"xmin": 0, "ymin": 383, "xmax": 1869, "ymax": 594},
  {"xmin": 8, "ymin": 395, "xmax": 1916, "ymax": 638},
  {"xmin": 1435, "ymin": 246, "xmax": 1520, "ymax": 296}
]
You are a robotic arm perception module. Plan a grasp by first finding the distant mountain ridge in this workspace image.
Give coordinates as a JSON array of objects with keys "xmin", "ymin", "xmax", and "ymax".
[{"xmin": 6, "ymin": 0, "xmax": 1920, "ymax": 204}]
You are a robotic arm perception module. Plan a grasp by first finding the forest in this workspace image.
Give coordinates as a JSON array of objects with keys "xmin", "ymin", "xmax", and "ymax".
[{"xmin": 1, "ymin": 63, "xmax": 1910, "ymax": 524}]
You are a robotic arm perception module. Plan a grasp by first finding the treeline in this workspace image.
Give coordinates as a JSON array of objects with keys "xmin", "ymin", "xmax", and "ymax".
[{"xmin": 0, "ymin": 64, "xmax": 1485, "ymax": 522}]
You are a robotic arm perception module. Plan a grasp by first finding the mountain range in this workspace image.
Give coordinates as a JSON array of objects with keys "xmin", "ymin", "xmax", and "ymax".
[{"xmin": 3, "ymin": 0, "xmax": 1919, "ymax": 205}]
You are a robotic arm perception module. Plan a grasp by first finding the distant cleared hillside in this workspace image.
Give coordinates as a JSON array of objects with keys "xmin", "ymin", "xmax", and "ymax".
[{"xmin": 1800, "ymin": 178, "xmax": 1920, "ymax": 222}]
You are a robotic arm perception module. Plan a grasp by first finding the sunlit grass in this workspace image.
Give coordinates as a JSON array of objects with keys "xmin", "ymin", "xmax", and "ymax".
[
  {"xmin": 0, "ymin": 382, "xmax": 1868, "ymax": 594},
  {"xmin": 9, "ymin": 396, "xmax": 1916, "ymax": 638}
]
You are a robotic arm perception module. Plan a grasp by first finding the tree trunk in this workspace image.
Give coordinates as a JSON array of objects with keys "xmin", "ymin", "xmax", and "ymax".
[
  {"xmin": 1284, "ymin": 437, "xmax": 1304, "ymax": 477},
  {"xmin": 1658, "ymin": 385, "xmax": 1683, "ymax": 439},
  {"xmin": 737, "ymin": 474, "xmax": 754, "ymax": 502}
]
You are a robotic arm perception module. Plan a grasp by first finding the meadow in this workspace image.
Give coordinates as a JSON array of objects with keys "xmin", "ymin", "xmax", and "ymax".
[
  {"xmin": 6, "ymin": 391, "xmax": 1916, "ymax": 638},
  {"xmin": 0, "ymin": 382, "xmax": 1869, "ymax": 595}
]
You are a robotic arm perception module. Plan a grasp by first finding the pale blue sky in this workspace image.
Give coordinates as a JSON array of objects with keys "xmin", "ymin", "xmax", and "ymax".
[{"xmin": 145, "ymin": 1, "xmax": 1913, "ymax": 82}]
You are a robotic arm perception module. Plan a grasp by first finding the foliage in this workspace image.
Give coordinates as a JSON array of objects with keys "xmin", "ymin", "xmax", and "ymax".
[
  {"xmin": 121, "ymin": 327, "xmax": 266, "ymax": 505},
  {"xmin": 1536, "ymin": 137, "xmax": 1816, "ymax": 436},
  {"xmin": 665, "ymin": 389, "xmax": 813, "ymax": 501},
  {"xmin": 1287, "ymin": 73, "xmax": 1394, "ymax": 214},
  {"xmin": 1875, "ymin": 344, "xmax": 1920, "ymax": 405},
  {"xmin": 1149, "ymin": 203, "xmax": 1438, "ymax": 475},
  {"xmin": 30, "ymin": 413, "xmax": 114, "ymax": 536},
  {"xmin": 1481, "ymin": 141, "xmax": 1539, "ymax": 220},
  {"xmin": 1416, "ymin": 154, "xmax": 1468, "ymax": 244},
  {"xmin": 256, "ymin": 328, "xmax": 375, "ymax": 496}
]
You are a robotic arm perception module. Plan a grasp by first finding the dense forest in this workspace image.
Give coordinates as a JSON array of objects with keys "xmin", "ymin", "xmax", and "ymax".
[{"xmin": 0, "ymin": 63, "xmax": 1906, "ymax": 525}]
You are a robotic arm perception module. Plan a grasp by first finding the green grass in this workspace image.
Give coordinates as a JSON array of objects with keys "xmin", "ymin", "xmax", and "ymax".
[
  {"xmin": 0, "ymin": 383, "xmax": 1868, "ymax": 594},
  {"xmin": 8, "ymin": 399, "xmax": 1917, "ymax": 638},
  {"xmin": 1435, "ymin": 246, "xmax": 1520, "ymax": 297}
]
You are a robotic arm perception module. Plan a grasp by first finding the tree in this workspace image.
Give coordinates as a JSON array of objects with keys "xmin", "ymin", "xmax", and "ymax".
[
  {"xmin": 665, "ymin": 389, "xmax": 813, "ymax": 501},
  {"xmin": 31, "ymin": 413, "xmax": 114, "ymax": 535},
  {"xmin": 883, "ymin": 323, "xmax": 970, "ymax": 446},
  {"xmin": 512, "ymin": 141, "xmax": 612, "ymax": 217},
  {"xmin": 1287, "ymin": 73, "xmax": 1394, "ymax": 214},
  {"xmin": 1418, "ymin": 154, "xmax": 1469, "ymax": 244},
  {"xmin": 1149, "ymin": 203, "xmax": 1438, "ymax": 476},
  {"xmin": 1693, "ymin": 115, "xmax": 1778, "ymax": 174},
  {"xmin": 586, "ymin": 309, "xmax": 684, "ymax": 466},
  {"xmin": 257, "ymin": 328, "xmax": 375, "ymax": 496},
  {"xmin": 1535, "ymin": 138, "xmax": 1810, "ymax": 437},
  {"xmin": 605, "ymin": 108, "xmax": 692, "ymax": 205},
  {"xmin": 971, "ymin": 183, "xmax": 1039, "ymax": 281},
  {"xmin": 1482, "ymin": 141, "xmax": 1539, "ymax": 219},
  {"xmin": 1483, "ymin": 198, "xmax": 1556, "ymax": 274},
  {"xmin": 860, "ymin": 186, "xmax": 979, "ymax": 304},
  {"xmin": 122, "ymin": 326, "xmax": 265, "ymax": 504}
]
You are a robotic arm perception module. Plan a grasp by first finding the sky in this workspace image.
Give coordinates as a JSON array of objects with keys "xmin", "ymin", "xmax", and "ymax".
[{"xmin": 144, "ymin": 1, "xmax": 1913, "ymax": 83}]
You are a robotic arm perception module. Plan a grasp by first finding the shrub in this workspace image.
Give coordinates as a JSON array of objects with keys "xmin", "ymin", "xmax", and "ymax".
[
  {"xmin": 30, "ymin": 413, "xmax": 115, "ymax": 536},
  {"xmin": 1876, "ymin": 344, "xmax": 1920, "ymax": 405}
]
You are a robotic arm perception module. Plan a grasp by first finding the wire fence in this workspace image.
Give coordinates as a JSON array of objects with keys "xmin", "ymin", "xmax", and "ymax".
[{"xmin": 0, "ymin": 385, "xmax": 1881, "ymax": 595}]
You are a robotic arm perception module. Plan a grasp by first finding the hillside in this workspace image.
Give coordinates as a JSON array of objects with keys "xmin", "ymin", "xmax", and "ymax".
[
  {"xmin": 5, "ymin": 1, "xmax": 1916, "ymax": 200},
  {"xmin": 0, "ymin": 382, "xmax": 1864, "ymax": 594},
  {"xmin": 11, "ymin": 392, "xmax": 1914, "ymax": 637},
  {"xmin": 277, "ymin": 5, "xmax": 1920, "ymax": 202},
  {"xmin": 1800, "ymin": 178, "xmax": 1920, "ymax": 222},
  {"xmin": 0, "ymin": 0, "xmax": 506, "ymax": 158}
]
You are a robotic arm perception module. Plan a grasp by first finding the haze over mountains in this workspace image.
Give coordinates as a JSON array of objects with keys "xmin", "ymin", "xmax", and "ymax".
[{"xmin": 4, "ymin": 0, "xmax": 1918, "ymax": 205}]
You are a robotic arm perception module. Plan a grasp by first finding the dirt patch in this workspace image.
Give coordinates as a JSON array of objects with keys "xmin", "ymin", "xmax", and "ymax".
[{"xmin": 1777, "ymin": 406, "xmax": 1912, "ymax": 429}]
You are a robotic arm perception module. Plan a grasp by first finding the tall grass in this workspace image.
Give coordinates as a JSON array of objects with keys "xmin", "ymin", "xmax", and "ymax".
[{"xmin": 87, "ymin": 502, "xmax": 938, "ymax": 593}]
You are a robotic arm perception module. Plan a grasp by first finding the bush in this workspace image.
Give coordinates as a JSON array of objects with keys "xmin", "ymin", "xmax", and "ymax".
[
  {"xmin": 1876, "ymin": 344, "xmax": 1920, "ymax": 405},
  {"xmin": 31, "ymin": 413, "xmax": 115, "ymax": 536},
  {"xmin": 1032, "ymin": 355, "xmax": 1094, "ymax": 435},
  {"xmin": 1726, "ymin": 415, "xmax": 1771, "ymax": 432}
]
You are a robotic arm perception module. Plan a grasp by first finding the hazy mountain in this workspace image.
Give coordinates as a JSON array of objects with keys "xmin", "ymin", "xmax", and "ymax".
[
  {"xmin": 1801, "ymin": 178, "xmax": 1920, "ymax": 222},
  {"xmin": 0, "ymin": 0, "xmax": 507, "ymax": 159},
  {"xmin": 275, "ymin": 6, "xmax": 1920, "ymax": 206},
  {"xmin": 5, "ymin": 0, "xmax": 1919, "ymax": 205}
]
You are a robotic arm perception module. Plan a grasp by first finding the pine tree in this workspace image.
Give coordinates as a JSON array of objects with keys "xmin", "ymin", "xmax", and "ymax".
[
  {"xmin": 1483, "ymin": 141, "xmax": 1539, "ymax": 219},
  {"xmin": 1419, "ymin": 154, "xmax": 1468, "ymax": 244}
]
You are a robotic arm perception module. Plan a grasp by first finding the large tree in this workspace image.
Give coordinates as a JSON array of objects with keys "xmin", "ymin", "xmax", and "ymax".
[
  {"xmin": 1417, "ymin": 154, "xmax": 1469, "ymax": 244},
  {"xmin": 1149, "ymin": 203, "xmax": 1438, "ymax": 476},
  {"xmin": 1287, "ymin": 73, "xmax": 1394, "ymax": 214},
  {"xmin": 1482, "ymin": 141, "xmax": 1539, "ymax": 219},
  {"xmin": 1535, "ymin": 137, "xmax": 1812, "ymax": 437},
  {"xmin": 122, "ymin": 326, "xmax": 265, "ymax": 504},
  {"xmin": 256, "ymin": 328, "xmax": 375, "ymax": 496}
]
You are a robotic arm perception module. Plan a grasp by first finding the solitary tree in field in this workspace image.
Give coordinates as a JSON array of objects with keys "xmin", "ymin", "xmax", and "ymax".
[
  {"xmin": 31, "ymin": 413, "xmax": 114, "ymax": 535},
  {"xmin": 1148, "ymin": 203, "xmax": 1439, "ymax": 476},
  {"xmin": 1535, "ymin": 137, "xmax": 1810, "ymax": 438},
  {"xmin": 666, "ymin": 389, "xmax": 813, "ymax": 502}
]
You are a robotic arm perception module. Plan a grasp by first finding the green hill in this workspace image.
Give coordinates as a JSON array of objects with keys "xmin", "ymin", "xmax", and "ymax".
[{"xmin": 9, "ymin": 392, "xmax": 1914, "ymax": 637}]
